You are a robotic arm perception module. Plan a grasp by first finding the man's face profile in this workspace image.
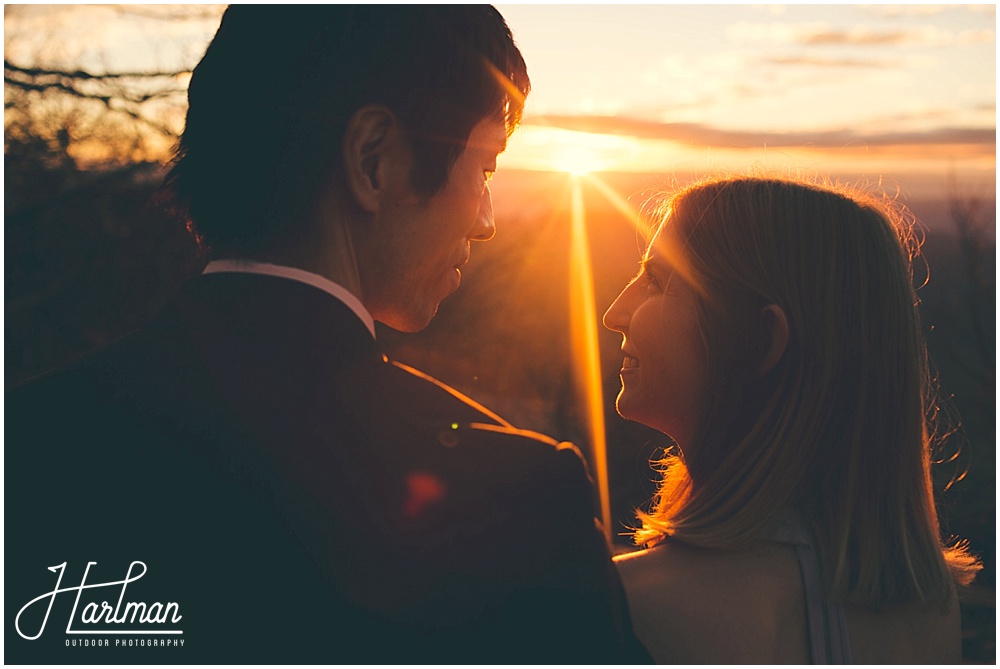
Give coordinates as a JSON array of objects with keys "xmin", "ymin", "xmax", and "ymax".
[{"xmin": 364, "ymin": 115, "xmax": 508, "ymax": 332}]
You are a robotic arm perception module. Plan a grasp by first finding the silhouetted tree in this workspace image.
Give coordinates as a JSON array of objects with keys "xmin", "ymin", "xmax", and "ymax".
[{"xmin": 4, "ymin": 7, "xmax": 212, "ymax": 387}]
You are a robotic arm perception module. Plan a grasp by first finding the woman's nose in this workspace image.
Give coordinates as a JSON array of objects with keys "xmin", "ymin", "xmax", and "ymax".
[
  {"xmin": 470, "ymin": 184, "xmax": 496, "ymax": 241},
  {"xmin": 603, "ymin": 287, "xmax": 630, "ymax": 333}
]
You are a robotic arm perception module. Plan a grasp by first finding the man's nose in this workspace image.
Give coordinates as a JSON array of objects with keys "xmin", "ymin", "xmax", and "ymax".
[{"xmin": 470, "ymin": 185, "xmax": 496, "ymax": 241}]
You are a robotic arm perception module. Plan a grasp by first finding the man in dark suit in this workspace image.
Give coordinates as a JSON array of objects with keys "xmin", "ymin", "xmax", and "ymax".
[{"xmin": 6, "ymin": 6, "xmax": 646, "ymax": 664}]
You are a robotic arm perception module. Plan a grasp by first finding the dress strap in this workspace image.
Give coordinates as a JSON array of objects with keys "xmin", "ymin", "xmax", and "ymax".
[{"xmin": 774, "ymin": 513, "xmax": 853, "ymax": 664}]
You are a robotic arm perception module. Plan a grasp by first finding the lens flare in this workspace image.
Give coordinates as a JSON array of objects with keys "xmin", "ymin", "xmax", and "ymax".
[
  {"xmin": 568, "ymin": 177, "xmax": 613, "ymax": 544},
  {"xmin": 585, "ymin": 173, "xmax": 650, "ymax": 237}
]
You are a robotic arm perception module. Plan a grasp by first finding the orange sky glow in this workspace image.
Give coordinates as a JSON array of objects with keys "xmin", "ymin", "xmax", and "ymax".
[{"xmin": 4, "ymin": 4, "xmax": 995, "ymax": 200}]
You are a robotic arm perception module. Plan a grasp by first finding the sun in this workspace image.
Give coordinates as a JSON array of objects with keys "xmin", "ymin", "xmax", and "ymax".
[{"xmin": 548, "ymin": 145, "xmax": 609, "ymax": 176}]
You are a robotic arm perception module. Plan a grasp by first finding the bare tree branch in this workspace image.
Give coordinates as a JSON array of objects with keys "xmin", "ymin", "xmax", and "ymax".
[
  {"xmin": 5, "ymin": 72, "xmax": 185, "ymax": 106},
  {"xmin": 5, "ymin": 55, "xmax": 188, "ymax": 160},
  {"xmin": 5, "ymin": 59, "xmax": 188, "ymax": 83}
]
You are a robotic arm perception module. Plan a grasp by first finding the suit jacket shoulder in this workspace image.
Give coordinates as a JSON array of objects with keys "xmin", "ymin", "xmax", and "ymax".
[
  {"xmin": 5, "ymin": 274, "xmax": 646, "ymax": 664},
  {"xmin": 347, "ymin": 357, "xmax": 636, "ymax": 662}
]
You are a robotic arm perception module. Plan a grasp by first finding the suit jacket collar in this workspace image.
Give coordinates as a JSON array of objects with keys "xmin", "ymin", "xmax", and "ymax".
[
  {"xmin": 202, "ymin": 260, "xmax": 375, "ymax": 338},
  {"xmin": 149, "ymin": 272, "xmax": 379, "ymax": 369}
]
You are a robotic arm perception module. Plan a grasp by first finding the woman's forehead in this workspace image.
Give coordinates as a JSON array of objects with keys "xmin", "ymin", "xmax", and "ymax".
[
  {"xmin": 644, "ymin": 222, "xmax": 678, "ymax": 263},
  {"xmin": 644, "ymin": 219, "xmax": 706, "ymax": 297}
]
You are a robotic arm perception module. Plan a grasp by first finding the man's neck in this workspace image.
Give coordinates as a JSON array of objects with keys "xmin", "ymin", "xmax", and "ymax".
[{"xmin": 229, "ymin": 205, "xmax": 366, "ymax": 305}]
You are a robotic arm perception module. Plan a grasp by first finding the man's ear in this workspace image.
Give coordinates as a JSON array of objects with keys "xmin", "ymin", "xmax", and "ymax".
[
  {"xmin": 342, "ymin": 105, "xmax": 398, "ymax": 213},
  {"xmin": 759, "ymin": 304, "xmax": 789, "ymax": 374}
]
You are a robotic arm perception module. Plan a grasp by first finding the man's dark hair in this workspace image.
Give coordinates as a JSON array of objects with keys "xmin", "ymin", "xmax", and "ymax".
[{"xmin": 165, "ymin": 5, "xmax": 530, "ymax": 255}]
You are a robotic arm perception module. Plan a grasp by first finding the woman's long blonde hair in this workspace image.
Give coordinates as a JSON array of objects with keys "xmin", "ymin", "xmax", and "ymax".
[{"xmin": 634, "ymin": 175, "xmax": 980, "ymax": 610}]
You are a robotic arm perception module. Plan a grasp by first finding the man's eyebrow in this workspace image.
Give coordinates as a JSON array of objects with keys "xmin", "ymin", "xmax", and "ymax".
[
  {"xmin": 465, "ymin": 135, "xmax": 507, "ymax": 156},
  {"xmin": 481, "ymin": 132, "xmax": 509, "ymax": 154}
]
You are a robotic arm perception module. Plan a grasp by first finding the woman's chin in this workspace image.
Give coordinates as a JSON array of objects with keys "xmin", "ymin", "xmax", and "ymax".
[
  {"xmin": 615, "ymin": 393, "xmax": 649, "ymax": 428},
  {"xmin": 615, "ymin": 395, "xmax": 680, "ymax": 439}
]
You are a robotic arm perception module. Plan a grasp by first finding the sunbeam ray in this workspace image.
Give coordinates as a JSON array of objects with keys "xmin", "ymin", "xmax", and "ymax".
[
  {"xmin": 568, "ymin": 176, "xmax": 613, "ymax": 544},
  {"xmin": 584, "ymin": 173, "xmax": 650, "ymax": 237}
]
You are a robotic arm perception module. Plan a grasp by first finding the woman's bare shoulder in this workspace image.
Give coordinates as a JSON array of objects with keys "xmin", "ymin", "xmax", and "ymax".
[
  {"xmin": 614, "ymin": 541, "xmax": 809, "ymax": 663},
  {"xmin": 614, "ymin": 542, "xmax": 714, "ymax": 587},
  {"xmin": 847, "ymin": 585, "xmax": 962, "ymax": 664},
  {"xmin": 615, "ymin": 540, "xmax": 803, "ymax": 594}
]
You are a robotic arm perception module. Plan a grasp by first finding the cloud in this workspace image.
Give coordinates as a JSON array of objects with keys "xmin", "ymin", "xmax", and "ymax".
[
  {"xmin": 803, "ymin": 26, "xmax": 951, "ymax": 46},
  {"xmin": 862, "ymin": 3, "xmax": 993, "ymax": 19},
  {"xmin": 870, "ymin": 106, "xmax": 997, "ymax": 126},
  {"xmin": 956, "ymin": 29, "xmax": 995, "ymax": 45},
  {"xmin": 872, "ymin": 108, "xmax": 964, "ymax": 125},
  {"xmin": 726, "ymin": 21, "xmax": 826, "ymax": 45},
  {"xmin": 859, "ymin": 5, "xmax": 950, "ymax": 18},
  {"xmin": 524, "ymin": 114, "xmax": 996, "ymax": 151},
  {"xmin": 727, "ymin": 22, "xmax": 987, "ymax": 47},
  {"xmin": 758, "ymin": 55, "xmax": 902, "ymax": 69}
]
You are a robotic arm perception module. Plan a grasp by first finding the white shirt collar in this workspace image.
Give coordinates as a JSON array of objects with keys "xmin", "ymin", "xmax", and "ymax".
[{"xmin": 202, "ymin": 260, "xmax": 376, "ymax": 339}]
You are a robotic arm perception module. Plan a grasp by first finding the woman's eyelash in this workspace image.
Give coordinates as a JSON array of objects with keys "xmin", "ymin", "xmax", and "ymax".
[{"xmin": 643, "ymin": 267, "xmax": 661, "ymax": 289}]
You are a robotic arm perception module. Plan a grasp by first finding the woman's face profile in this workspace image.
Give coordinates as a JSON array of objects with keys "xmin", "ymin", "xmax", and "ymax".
[{"xmin": 603, "ymin": 223, "xmax": 708, "ymax": 446}]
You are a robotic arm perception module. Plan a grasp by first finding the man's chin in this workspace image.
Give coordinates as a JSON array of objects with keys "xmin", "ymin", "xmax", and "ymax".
[{"xmin": 377, "ymin": 304, "xmax": 440, "ymax": 334}]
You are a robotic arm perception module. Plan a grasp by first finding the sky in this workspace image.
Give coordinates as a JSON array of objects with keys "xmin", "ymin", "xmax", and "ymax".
[
  {"xmin": 4, "ymin": 3, "xmax": 996, "ymax": 197},
  {"xmin": 496, "ymin": 4, "xmax": 996, "ymax": 194}
]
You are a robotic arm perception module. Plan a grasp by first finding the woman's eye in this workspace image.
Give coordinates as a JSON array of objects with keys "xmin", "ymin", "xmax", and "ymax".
[{"xmin": 644, "ymin": 269, "xmax": 661, "ymax": 291}]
